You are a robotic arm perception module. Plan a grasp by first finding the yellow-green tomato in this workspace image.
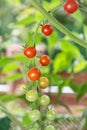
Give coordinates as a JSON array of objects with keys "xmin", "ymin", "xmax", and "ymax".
[
  {"xmin": 44, "ymin": 125, "xmax": 56, "ymax": 130},
  {"xmin": 39, "ymin": 77, "xmax": 49, "ymax": 89},
  {"xmin": 28, "ymin": 110, "xmax": 41, "ymax": 122},
  {"xmin": 46, "ymin": 110, "xmax": 56, "ymax": 121},
  {"xmin": 40, "ymin": 95, "xmax": 50, "ymax": 106},
  {"xmin": 26, "ymin": 90, "xmax": 38, "ymax": 102}
]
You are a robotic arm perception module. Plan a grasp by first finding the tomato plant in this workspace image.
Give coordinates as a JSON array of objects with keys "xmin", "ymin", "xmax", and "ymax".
[
  {"xmin": 63, "ymin": 0, "xmax": 79, "ymax": 14},
  {"xmin": 41, "ymin": 24, "xmax": 53, "ymax": 36},
  {"xmin": 28, "ymin": 68, "xmax": 41, "ymax": 81},
  {"xmin": 28, "ymin": 110, "xmax": 41, "ymax": 122},
  {"xmin": 24, "ymin": 46, "xmax": 36, "ymax": 58},
  {"xmin": 39, "ymin": 55, "xmax": 50, "ymax": 66},
  {"xmin": 46, "ymin": 110, "xmax": 56, "ymax": 121},
  {"xmin": 26, "ymin": 90, "xmax": 38, "ymax": 102},
  {"xmin": 44, "ymin": 125, "xmax": 56, "ymax": 130},
  {"xmin": 38, "ymin": 77, "xmax": 49, "ymax": 89},
  {"xmin": 40, "ymin": 95, "xmax": 50, "ymax": 106}
]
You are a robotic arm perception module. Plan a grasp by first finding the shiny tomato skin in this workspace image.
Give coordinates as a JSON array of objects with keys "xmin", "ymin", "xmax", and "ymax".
[
  {"xmin": 40, "ymin": 55, "xmax": 50, "ymax": 66},
  {"xmin": 64, "ymin": 0, "xmax": 79, "ymax": 14},
  {"xmin": 24, "ymin": 46, "xmax": 36, "ymax": 58},
  {"xmin": 41, "ymin": 24, "xmax": 53, "ymax": 36},
  {"xmin": 40, "ymin": 95, "xmax": 50, "ymax": 106},
  {"xmin": 44, "ymin": 125, "xmax": 56, "ymax": 130},
  {"xmin": 39, "ymin": 77, "xmax": 49, "ymax": 89},
  {"xmin": 46, "ymin": 110, "xmax": 56, "ymax": 121},
  {"xmin": 28, "ymin": 68, "xmax": 41, "ymax": 81},
  {"xmin": 26, "ymin": 90, "xmax": 38, "ymax": 102},
  {"xmin": 28, "ymin": 110, "xmax": 41, "ymax": 122}
]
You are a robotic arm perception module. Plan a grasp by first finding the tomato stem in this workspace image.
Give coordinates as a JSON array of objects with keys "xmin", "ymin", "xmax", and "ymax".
[
  {"xmin": 33, "ymin": 18, "xmax": 44, "ymax": 46},
  {"xmin": 79, "ymin": 4, "xmax": 87, "ymax": 13},
  {"xmin": 30, "ymin": 0, "xmax": 87, "ymax": 49}
]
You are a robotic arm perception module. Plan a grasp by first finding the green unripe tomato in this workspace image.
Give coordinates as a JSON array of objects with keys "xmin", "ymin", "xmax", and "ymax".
[
  {"xmin": 44, "ymin": 125, "xmax": 56, "ymax": 130},
  {"xmin": 40, "ymin": 95, "xmax": 50, "ymax": 106},
  {"xmin": 39, "ymin": 77, "xmax": 49, "ymax": 89},
  {"xmin": 33, "ymin": 122, "xmax": 40, "ymax": 128},
  {"xmin": 46, "ymin": 110, "xmax": 56, "ymax": 121},
  {"xmin": 26, "ymin": 90, "xmax": 38, "ymax": 102},
  {"xmin": 28, "ymin": 110, "xmax": 41, "ymax": 122},
  {"xmin": 30, "ymin": 128, "xmax": 38, "ymax": 130}
]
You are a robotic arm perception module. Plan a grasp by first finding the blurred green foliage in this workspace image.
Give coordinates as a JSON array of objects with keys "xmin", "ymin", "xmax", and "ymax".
[
  {"xmin": 0, "ymin": 1, "xmax": 87, "ymax": 129},
  {"xmin": 0, "ymin": 0, "xmax": 87, "ymax": 101}
]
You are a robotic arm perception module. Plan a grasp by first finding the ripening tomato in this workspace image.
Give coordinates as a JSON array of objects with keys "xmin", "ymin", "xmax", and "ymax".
[
  {"xmin": 40, "ymin": 95, "xmax": 50, "ymax": 106},
  {"xmin": 46, "ymin": 110, "xmax": 56, "ymax": 121},
  {"xmin": 63, "ymin": 0, "xmax": 79, "ymax": 14},
  {"xmin": 28, "ymin": 110, "xmax": 41, "ymax": 122},
  {"xmin": 41, "ymin": 24, "xmax": 53, "ymax": 36},
  {"xmin": 28, "ymin": 68, "xmax": 41, "ymax": 81},
  {"xmin": 38, "ymin": 77, "xmax": 49, "ymax": 89},
  {"xmin": 26, "ymin": 90, "xmax": 38, "ymax": 102},
  {"xmin": 24, "ymin": 46, "xmax": 36, "ymax": 58},
  {"xmin": 39, "ymin": 55, "xmax": 50, "ymax": 66},
  {"xmin": 44, "ymin": 125, "xmax": 56, "ymax": 130}
]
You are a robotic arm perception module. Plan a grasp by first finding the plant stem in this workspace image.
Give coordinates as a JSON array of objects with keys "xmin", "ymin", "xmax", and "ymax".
[
  {"xmin": 0, "ymin": 102, "xmax": 27, "ymax": 130},
  {"xmin": 30, "ymin": 0, "xmax": 87, "ymax": 49},
  {"xmin": 33, "ymin": 18, "xmax": 43, "ymax": 46},
  {"xmin": 79, "ymin": 4, "xmax": 87, "ymax": 13}
]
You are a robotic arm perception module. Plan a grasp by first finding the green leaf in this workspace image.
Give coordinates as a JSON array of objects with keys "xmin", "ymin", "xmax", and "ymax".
[
  {"xmin": 15, "ymin": 15, "xmax": 35, "ymax": 26},
  {"xmin": 4, "ymin": 73, "xmax": 22, "ymax": 82},
  {"xmin": 0, "ymin": 94, "xmax": 24, "ymax": 103},
  {"xmin": 0, "ymin": 94, "xmax": 19, "ymax": 103},
  {"xmin": 69, "ymin": 81, "xmax": 79, "ymax": 93},
  {"xmin": 58, "ymin": 78, "xmax": 70, "ymax": 97},
  {"xmin": 0, "ymin": 117, "xmax": 11, "ymax": 130},
  {"xmin": 0, "ymin": 57, "xmax": 14, "ymax": 69},
  {"xmin": 2, "ymin": 63, "xmax": 19, "ymax": 73},
  {"xmin": 13, "ymin": 54, "xmax": 26, "ymax": 62},
  {"xmin": 53, "ymin": 52, "xmax": 72, "ymax": 73},
  {"xmin": 43, "ymin": 0, "xmax": 60, "ymax": 11},
  {"xmin": 61, "ymin": 40, "xmax": 80, "ymax": 58},
  {"xmin": 77, "ymin": 82, "xmax": 87, "ymax": 101},
  {"xmin": 22, "ymin": 114, "xmax": 32, "ymax": 126},
  {"xmin": 74, "ymin": 59, "xmax": 87, "ymax": 73}
]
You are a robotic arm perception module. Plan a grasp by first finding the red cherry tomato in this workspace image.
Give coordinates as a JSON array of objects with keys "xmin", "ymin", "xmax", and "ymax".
[
  {"xmin": 63, "ymin": 0, "xmax": 79, "ymax": 14},
  {"xmin": 41, "ymin": 24, "xmax": 53, "ymax": 36},
  {"xmin": 28, "ymin": 68, "xmax": 41, "ymax": 81},
  {"xmin": 40, "ymin": 55, "xmax": 50, "ymax": 66},
  {"xmin": 24, "ymin": 46, "xmax": 36, "ymax": 58}
]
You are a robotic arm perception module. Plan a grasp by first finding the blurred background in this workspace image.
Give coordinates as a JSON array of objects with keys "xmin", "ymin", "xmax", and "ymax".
[{"xmin": 0, "ymin": 0, "xmax": 87, "ymax": 127}]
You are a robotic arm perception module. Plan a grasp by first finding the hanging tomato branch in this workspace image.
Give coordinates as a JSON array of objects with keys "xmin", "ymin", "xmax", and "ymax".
[{"xmin": 30, "ymin": 0, "xmax": 87, "ymax": 49}]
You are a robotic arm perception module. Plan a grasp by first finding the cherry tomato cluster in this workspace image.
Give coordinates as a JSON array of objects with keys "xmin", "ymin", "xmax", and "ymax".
[
  {"xmin": 63, "ymin": 0, "xmax": 79, "ymax": 14},
  {"xmin": 23, "ymin": 23, "xmax": 56, "ymax": 130},
  {"xmin": 22, "ymin": 0, "xmax": 80, "ymax": 128},
  {"xmin": 24, "ymin": 46, "xmax": 50, "ymax": 81}
]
